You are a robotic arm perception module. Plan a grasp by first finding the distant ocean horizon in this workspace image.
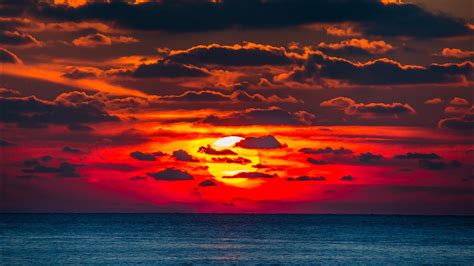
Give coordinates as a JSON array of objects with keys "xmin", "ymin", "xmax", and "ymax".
[{"xmin": 2, "ymin": 213, "xmax": 473, "ymax": 264}]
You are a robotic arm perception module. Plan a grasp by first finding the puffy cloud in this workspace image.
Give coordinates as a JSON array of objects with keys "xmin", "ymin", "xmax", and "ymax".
[
  {"xmin": 130, "ymin": 151, "xmax": 157, "ymax": 161},
  {"xmin": 147, "ymin": 168, "xmax": 194, "ymax": 181},
  {"xmin": 281, "ymin": 52, "xmax": 473, "ymax": 86},
  {"xmin": 438, "ymin": 106, "xmax": 474, "ymax": 130},
  {"xmin": 0, "ymin": 48, "xmax": 21, "ymax": 64},
  {"xmin": 198, "ymin": 145, "xmax": 237, "ymax": 156},
  {"xmin": 201, "ymin": 107, "xmax": 315, "ymax": 126},
  {"xmin": 211, "ymin": 157, "xmax": 252, "ymax": 164},
  {"xmin": 199, "ymin": 179, "xmax": 218, "ymax": 187},
  {"xmin": 62, "ymin": 67, "xmax": 100, "ymax": 79},
  {"xmin": 222, "ymin": 172, "xmax": 277, "ymax": 179},
  {"xmin": 424, "ymin": 98, "xmax": 443, "ymax": 105},
  {"xmin": 318, "ymin": 38, "xmax": 394, "ymax": 55},
  {"xmin": 166, "ymin": 42, "xmax": 294, "ymax": 66},
  {"xmin": 394, "ymin": 152, "xmax": 442, "ymax": 160},
  {"xmin": 320, "ymin": 97, "xmax": 416, "ymax": 118},
  {"xmin": 72, "ymin": 33, "xmax": 138, "ymax": 47},
  {"xmin": 236, "ymin": 135, "xmax": 283, "ymax": 149},
  {"xmin": 0, "ymin": 30, "xmax": 40, "ymax": 46},
  {"xmin": 286, "ymin": 176, "xmax": 326, "ymax": 181},
  {"xmin": 439, "ymin": 48, "xmax": 474, "ymax": 59},
  {"xmin": 340, "ymin": 175, "xmax": 354, "ymax": 181},
  {"xmin": 63, "ymin": 146, "xmax": 82, "ymax": 154},
  {"xmin": 325, "ymin": 25, "xmax": 362, "ymax": 37},
  {"xmin": 160, "ymin": 90, "xmax": 300, "ymax": 104},
  {"xmin": 22, "ymin": 162, "xmax": 82, "ymax": 178},
  {"xmin": 28, "ymin": 1, "xmax": 472, "ymax": 38},
  {"xmin": 358, "ymin": 152, "xmax": 383, "ymax": 163},
  {"xmin": 172, "ymin": 150, "xmax": 197, "ymax": 162},
  {"xmin": 299, "ymin": 146, "xmax": 353, "ymax": 155},
  {"xmin": 132, "ymin": 60, "xmax": 210, "ymax": 78},
  {"xmin": 0, "ymin": 93, "xmax": 118, "ymax": 128}
]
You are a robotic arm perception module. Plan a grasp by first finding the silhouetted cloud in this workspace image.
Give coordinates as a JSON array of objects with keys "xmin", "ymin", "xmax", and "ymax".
[
  {"xmin": 394, "ymin": 152, "xmax": 442, "ymax": 160},
  {"xmin": 130, "ymin": 151, "xmax": 156, "ymax": 161},
  {"xmin": 132, "ymin": 60, "xmax": 209, "ymax": 78},
  {"xmin": 211, "ymin": 157, "xmax": 252, "ymax": 164},
  {"xmin": 172, "ymin": 150, "xmax": 198, "ymax": 162},
  {"xmin": 307, "ymin": 158, "xmax": 329, "ymax": 165},
  {"xmin": 23, "ymin": 162, "xmax": 81, "ymax": 178},
  {"xmin": 358, "ymin": 152, "xmax": 383, "ymax": 163},
  {"xmin": 199, "ymin": 179, "xmax": 218, "ymax": 187},
  {"xmin": 0, "ymin": 139, "xmax": 14, "ymax": 146},
  {"xmin": 236, "ymin": 135, "xmax": 283, "ymax": 149},
  {"xmin": 223, "ymin": 172, "xmax": 277, "ymax": 178},
  {"xmin": 67, "ymin": 123, "xmax": 94, "ymax": 132},
  {"xmin": 0, "ymin": 30, "xmax": 40, "ymax": 46},
  {"xmin": 201, "ymin": 107, "xmax": 314, "ymax": 126},
  {"xmin": 198, "ymin": 145, "xmax": 237, "ymax": 155},
  {"xmin": 340, "ymin": 175, "xmax": 354, "ymax": 181},
  {"xmin": 72, "ymin": 33, "xmax": 138, "ymax": 47},
  {"xmin": 438, "ymin": 106, "xmax": 474, "ymax": 130},
  {"xmin": 300, "ymin": 146, "xmax": 353, "ymax": 155},
  {"xmin": 320, "ymin": 97, "xmax": 416, "ymax": 118},
  {"xmin": 286, "ymin": 176, "xmax": 326, "ymax": 181},
  {"xmin": 147, "ymin": 168, "xmax": 194, "ymax": 181},
  {"xmin": 63, "ymin": 146, "xmax": 82, "ymax": 154}
]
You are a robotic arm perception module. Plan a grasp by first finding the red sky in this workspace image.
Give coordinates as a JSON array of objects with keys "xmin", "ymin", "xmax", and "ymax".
[{"xmin": 0, "ymin": 0, "xmax": 473, "ymax": 214}]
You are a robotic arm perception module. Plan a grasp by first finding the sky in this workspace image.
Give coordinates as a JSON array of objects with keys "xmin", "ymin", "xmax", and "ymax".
[{"xmin": 0, "ymin": 0, "xmax": 473, "ymax": 214}]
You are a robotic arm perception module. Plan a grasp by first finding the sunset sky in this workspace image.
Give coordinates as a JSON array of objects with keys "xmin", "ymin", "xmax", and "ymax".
[{"xmin": 0, "ymin": 0, "xmax": 473, "ymax": 214}]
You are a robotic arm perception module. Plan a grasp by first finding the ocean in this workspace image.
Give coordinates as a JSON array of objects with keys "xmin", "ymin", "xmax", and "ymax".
[{"xmin": 1, "ymin": 214, "xmax": 473, "ymax": 265}]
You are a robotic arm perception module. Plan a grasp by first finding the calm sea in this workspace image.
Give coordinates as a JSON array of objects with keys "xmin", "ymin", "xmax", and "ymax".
[{"xmin": 1, "ymin": 214, "xmax": 473, "ymax": 265}]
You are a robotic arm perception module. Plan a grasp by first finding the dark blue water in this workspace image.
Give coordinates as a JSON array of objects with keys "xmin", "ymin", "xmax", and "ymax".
[{"xmin": 1, "ymin": 214, "xmax": 473, "ymax": 265}]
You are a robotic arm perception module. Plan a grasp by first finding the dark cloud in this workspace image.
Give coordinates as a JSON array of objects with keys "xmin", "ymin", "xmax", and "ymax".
[
  {"xmin": 320, "ymin": 97, "xmax": 416, "ymax": 118},
  {"xmin": 0, "ymin": 30, "xmax": 39, "ymax": 46},
  {"xmin": 223, "ymin": 172, "xmax": 277, "ymax": 178},
  {"xmin": 67, "ymin": 123, "xmax": 94, "ymax": 132},
  {"xmin": 72, "ymin": 33, "xmax": 137, "ymax": 47},
  {"xmin": 0, "ymin": 88, "xmax": 21, "ymax": 97},
  {"xmin": 438, "ymin": 106, "xmax": 474, "ymax": 130},
  {"xmin": 0, "ymin": 47, "xmax": 21, "ymax": 63},
  {"xmin": 62, "ymin": 67, "xmax": 98, "ymax": 79},
  {"xmin": 147, "ymin": 168, "xmax": 194, "ymax": 181},
  {"xmin": 286, "ymin": 176, "xmax": 326, "ymax": 181},
  {"xmin": 307, "ymin": 158, "xmax": 329, "ymax": 165},
  {"xmin": 23, "ymin": 158, "xmax": 39, "ymax": 167},
  {"xmin": 63, "ymin": 146, "xmax": 82, "ymax": 154},
  {"xmin": 394, "ymin": 152, "xmax": 442, "ymax": 160},
  {"xmin": 358, "ymin": 152, "xmax": 383, "ymax": 163},
  {"xmin": 201, "ymin": 107, "xmax": 315, "ymax": 126},
  {"xmin": 167, "ymin": 43, "xmax": 293, "ymax": 66},
  {"xmin": 130, "ymin": 176, "xmax": 147, "ymax": 181},
  {"xmin": 419, "ymin": 159, "xmax": 447, "ymax": 170},
  {"xmin": 198, "ymin": 145, "xmax": 237, "ymax": 155},
  {"xmin": 211, "ymin": 157, "xmax": 252, "ymax": 164},
  {"xmin": 340, "ymin": 175, "xmax": 354, "ymax": 181},
  {"xmin": 22, "ymin": 162, "xmax": 81, "ymax": 178},
  {"xmin": 285, "ymin": 52, "xmax": 473, "ymax": 86},
  {"xmin": 236, "ymin": 135, "xmax": 283, "ymax": 149},
  {"xmin": 199, "ymin": 179, "xmax": 218, "ymax": 187},
  {"xmin": 299, "ymin": 146, "xmax": 353, "ymax": 155},
  {"xmin": 28, "ymin": 0, "xmax": 472, "ymax": 38},
  {"xmin": 0, "ymin": 139, "xmax": 15, "ymax": 146},
  {"xmin": 172, "ymin": 150, "xmax": 198, "ymax": 162},
  {"xmin": 130, "ymin": 151, "xmax": 156, "ymax": 161},
  {"xmin": 132, "ymin": 60, "xmax": 209, "ymax": 78},
  {"xmin": 318, "ymin": 38, "xmax": 394, "ymax": 56},
  {"xmin": 0, "ymin": 94, "xmax": 118, "ymax": 127}
]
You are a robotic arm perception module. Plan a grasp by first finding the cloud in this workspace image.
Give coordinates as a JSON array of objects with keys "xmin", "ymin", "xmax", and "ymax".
[
  {"xmin": 63, "ymin": 146, "xmax": 82, "ymax": 154},
  {"xmin": 147, "ymin": 168, "xmax": 194, "ymax": 181},
  {"xmin": 23, "ymin": 162, "xmax": 82, "ymax": 178},
  {"xmin": 358, "ymin": 152, "xmax": 383, "ymax": 163},
  {"xmin": 318, "ymin": 38, "xmax": 394, "ymax": 55},
  {"xmin": 439, "ymin": 48, "xmax": 474, "ymax": 59},
  {"xmin": 299, "ymin": 146, "xmax": 353, "ymax": 155},
  {"xmin": 223, "ymin": 172, "xmax": 277, "ymax": 179},
  {"xmin": 320, "ymin": 97, "xmax": 416, "ymax": 118},
  {"xmin": 166, "ymin": 42, "xmax": 294, "ymax": 66},
  {"xmin": 438, "ymin": 106, "xmax": 474, "ymax": 130},
  {"xmin": 448, "ymin": 97, "xmax": 470, "ymax": 106},
  {"xmin": 281, "ymin": 52, "xmax": 473, "ymax": 86},
  {"xmin": 236, "ymin": 135, "xmax": 283, "ymax": 149},
  {"xmin": 72, "ymin": 33, "xmax": 138, "ymax": 47},
  {"xmin": 201, "ymin": 107, "xmax": 315, "ymax": 126},
  {"xmin": 394, "ymin": 152, "xmax": 442, "ymax": 160},
  {"xmin": 172, "ymin": 150, "xmax": 197, "ymax": 162},
  {"xmin": 62, "ymin": 67, "xmax": 100, "ymax": 79},
  {"xmin": 0, "ymin": 139, "xmax": 15, "ymax": 146},
  {"xmin": 307, "ymin": 158, "xmax": 329, "ymax": 165},
  {"xmin": 0, "ymin": 48, "xmax": 21, "ymax": 64},
  {"xmin": 286, "ymin": 176, "xmax": 326, "ymax": 181},
  {"xmin": 199, "ymin": 179, "xmax": 217, "ymax": 187},
  {"xmin": 130, "ymin": 151, "xmax": 156, "ymax": 161},
  {"xmin": 0, "ymin": 93, "xmax": 118, "ymax": 127},
  {"xmin": 130, "ymin": 176, "xmax": 147, "ymax": 181},
  {"xmin": 198, "ymin": 145, "xmax": 237, "ymax": 155},
  {"xmin": 325, "ymin": 25, "xmax": 362, "ymax": 37},
  {"xmin": 340, "ymin": 175, "xmax": 354, "ymax": 181},
  {"xmin": 424, "ymin": 98, "xmax": 443, "ymax": 105},
  {"xmin": 0, "ymin": 30, "xmax": 40, "ymax": 46},
  {"xmin": 211, "ymin": 157, "xmax": 252, "ymax": 164},
  {"xmin": 67, "ymin": 123, "xmax": 94, "ymax": 132},
  {"xmin": 419, "ymin": 159, "xmax": 447, "ymax": 170},
  {"xmin": 29, "ymin": 1, "xmax": 472, "ymax": 38},
  {"xmin": 132, "ymin": 60, "xmax": 210, "ymax": 78},
  {"xmin": 160, "ymin": 90, "xmax": 299, "ymax": 104}
]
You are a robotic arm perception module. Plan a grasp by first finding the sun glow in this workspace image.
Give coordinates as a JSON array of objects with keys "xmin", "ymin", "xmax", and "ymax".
[{"xmin": 213, "ymin": 136, "xmax": 244, "ymax": 148}]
